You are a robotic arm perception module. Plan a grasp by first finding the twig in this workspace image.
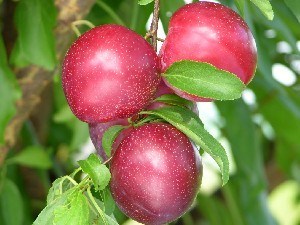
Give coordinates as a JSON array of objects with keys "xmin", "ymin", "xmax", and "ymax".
[
  {"xmin": 149, "ymin": 0, "xmax": 160, "ymax": 51},
  {"xmin": 145, "ymin": 32, "xmax": 164, "ymax": 42}
]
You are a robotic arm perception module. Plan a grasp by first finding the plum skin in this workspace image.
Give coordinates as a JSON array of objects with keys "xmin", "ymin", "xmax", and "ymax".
[
  {"xmin": 110, "ymin": 123, "xmax": 202, "ymax": 225},
  {"xmin": 159, "ymin": 1, "xmax": 257, "ymax": 101},
  {"xmin": 89, "ymin": 119, "xmax": 130, "ymax": 161},
  {"xmin": 88, "ymin": 80, "xmax": 172, "ymax": 160},
  {"xmin": 89, "ymin": 81, "xmax": 199, "ymax": 160},
  {"xmin": 62, "ymin": 24, "xmax": 160, "ymax": 123}
]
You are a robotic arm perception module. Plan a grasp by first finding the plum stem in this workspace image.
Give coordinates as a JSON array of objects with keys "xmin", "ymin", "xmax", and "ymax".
[
  {"xmin": 103, "ymin": 157, "xmax": 112, "ymax": 165},
  {"xmin": 71, "ymin": 20, "xmax": 95, "ymax": 37},
  {"xmin": 87, "ymin": 187, "xmax": 108, "ymax": 225},
  {"xmin": 150, "ymin": 0, "xmax": 160, "ymax": 51}
]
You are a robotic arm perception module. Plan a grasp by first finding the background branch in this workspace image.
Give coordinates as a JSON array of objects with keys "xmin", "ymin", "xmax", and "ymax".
[{"xmin": 0, "ymin": 0, "xmax": 96, "ymax": 165}]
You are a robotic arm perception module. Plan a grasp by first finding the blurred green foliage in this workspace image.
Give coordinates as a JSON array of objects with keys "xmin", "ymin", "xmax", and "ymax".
[{"xmin": 0, "ymin": 0, "xmax": 300, "ymax": 224}]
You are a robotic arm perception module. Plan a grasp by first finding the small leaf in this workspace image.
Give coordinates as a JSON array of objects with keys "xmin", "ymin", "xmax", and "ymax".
[
  {"xmin": 141, "ymin": 106, "xmax": 229, "ymax": 185},
  {"xmin": 33, "ymin": 189, "xmax": 75, "ymax": 225},
  {"xmin": 154, "ymin": 94, "xmax": 194, "ymax": 109},
  {"xmin": 249, "ymin": 0, "xmax": 274, "ymax": 20},
  {"xmin": 0, "ymin": 179, "xmax": 24, "ymax": 225},
  {"xmin": 78, "ymin": 154, "xmax": 111, "ymax": 191},
  {"xmin": 47, "ymin": 177, "xmax": 75, "ymax": 205},
  {"xmin": 102, "ymin": 125, "xmax": 126, "ymax": 157},
  {"xmin": 138, "ymin": 0, "xmax": 154, "ymax": 5},
  {"xmin": 162, "ymin": 61, "xmax": 246, "ymax": 101},
  {"xmin": 8, "ymin": 146, "xmax": 52, "ymax": 169},
  {"xmin": 134, "ymin": 115, "xmax": 161, "ymax": 127},
  {"xmin": 54, "ymin": 190, "xmax": 90, "ymax": 225}
]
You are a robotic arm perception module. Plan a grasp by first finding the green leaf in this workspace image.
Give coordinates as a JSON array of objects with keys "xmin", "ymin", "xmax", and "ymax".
[
  {"xmin": 134, "ymin": 115, "xmax": 162, "ymax": 127},
  {"xmin": 138, "ymin": 0, "xmax": 154, "ymax": 5},
  {"xmin": 283, "ymin": 0, "xmax": 300, "ymax": 22},
  {"xmin": 162, "ymin": 61, "xmax": 246, "ymax": 101},
  {"xmin": 141, "ymin": 106, "xmax": 229, "ymax": 185},
  {"xmin": 78, "ymin": 154, "xmax": 111, "ymax": 191},
  {"xmin": 54, "ymin": 190, "xmax": 90, "ymax": 225},
  {"xmin": 154, "ymin": 94, "xmax": 194, "ymax": 109},
  {"xmin": 0, "ymin": 37, "xmax": 20, "ymax": 145},
  {"xmin": 0, "ymin": 179, "xmax": 24, "ymax": 225},
  {"xmin": 249, "ymin": 0, "xmax": 274, "ymax": 20},
  {"xmin": 104, "ymin": 215, "xmax": 119, "ymax": 225},
  {"xmin": 47, "ymin": 177, "xmax": 76, "ymax": 205},
  {"xmin": 11, "ymin": 0, "xmax": 57, "ymax": 70},
  {"xmin": 8, "ymin": 146, "xmax": 52, "ymax": 169},
  {"xmin": 33, "ymin": 189, "xmax": 75, "ymax": 225},
  {"xmin": 102, "ymin": 125, "xmax": 126, "ymax": 157},
  {"xmin": 102, "ymin": 188, "xmax": 116, "ymax": 215},
  {"xmin": 93, "ymin": 214, "xmax": 119, "ymax": 225}
]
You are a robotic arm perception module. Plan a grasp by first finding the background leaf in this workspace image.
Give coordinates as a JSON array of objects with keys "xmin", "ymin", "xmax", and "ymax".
[
  {"xmin": 234, "ymin": 0, "xmax": 245, "ymax": 16},
  {"xmin": 8, "ymin": 146, "xmax": 52, "ymax": 169},
  {"xmin": 217, "ymin": 100, "xmax": 277, "ymax": 225},
  {"xmin": 138, "ymin": 0, "xmax": 153, "ymax": 5},
  {"xmin": 160, "ymin": 0, "xmax": 185, "ymax": 32},
  {"xmin": 283, "ymin": 0, "xmax": 300, "ymax": 22},
  {"xmin": 10, "ymin": 0, "xmax": 57, "ymax": 69},
  {"xmin": 0, "ymin": 179, "xmax": 24, "ymax": 225}
]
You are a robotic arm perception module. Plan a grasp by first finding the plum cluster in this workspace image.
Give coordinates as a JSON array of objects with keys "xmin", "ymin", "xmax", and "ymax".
[{"xmin": 62, "ymin": 2, "xmax": 256, "ymax": 224}]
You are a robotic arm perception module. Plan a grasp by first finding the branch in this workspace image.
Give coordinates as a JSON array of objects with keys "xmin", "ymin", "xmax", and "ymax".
[
  {"xmin": 0, "ymin": 0, "xmax": 96, "ymax": 165},
  {"xmin": 150, "ymin": 0, "xmax": 160, "ymax": 51}
]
